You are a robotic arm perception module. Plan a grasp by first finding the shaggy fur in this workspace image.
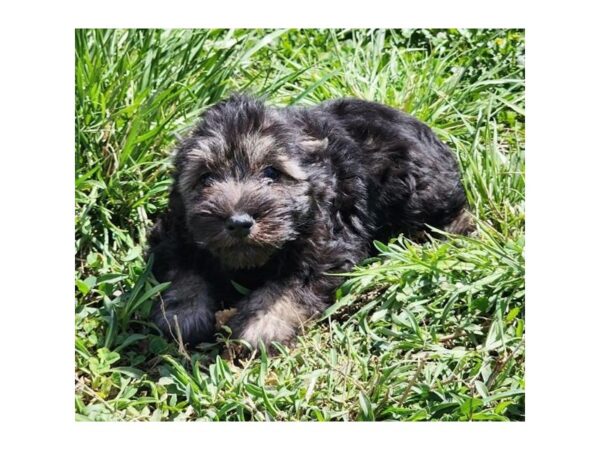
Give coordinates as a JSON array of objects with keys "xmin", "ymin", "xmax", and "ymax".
[{"xmin": 148, "ymin": 94, "xmax": 472, "ymax": 348}]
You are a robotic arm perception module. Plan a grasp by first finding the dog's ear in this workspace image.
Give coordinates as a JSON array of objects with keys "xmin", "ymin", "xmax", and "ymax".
[
  {"xmin": 173, "ymin": 135, "xmax": 203, "ymax": 173},
  {"xmin": 169, "ymin": 184, "xmax": 191, "ymax": 229},
  {"xmin": 147, "ymin": 185, "xmax": 192, "ymax": 281},
  {"xmin": 154, "ymin": 184, "xmax": 188, "ymax": 242},
  {"xmin": 300, "ymin": 137, "xmax": 328, "ymax": 153}
]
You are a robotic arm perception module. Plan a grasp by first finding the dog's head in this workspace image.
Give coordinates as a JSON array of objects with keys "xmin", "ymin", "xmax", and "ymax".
[{"xmin": 173, "ymin": 95, "xmax": 326, "ymax": 269}]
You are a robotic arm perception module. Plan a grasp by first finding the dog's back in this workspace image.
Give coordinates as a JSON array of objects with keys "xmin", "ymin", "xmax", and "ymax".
[{"xmin": 318, "ymin": 98, "xmax": 473, "ymax": 239}]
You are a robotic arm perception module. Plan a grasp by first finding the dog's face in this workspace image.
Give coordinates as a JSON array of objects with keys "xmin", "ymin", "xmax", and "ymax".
[{"xmin": 175, "ymin": 97, "xmax": 322, "ymax": 269}]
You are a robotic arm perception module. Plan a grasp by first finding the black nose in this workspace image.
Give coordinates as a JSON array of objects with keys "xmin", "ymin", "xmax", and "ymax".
[{"xmin": 225, "ymin": 213, "xmax": 255, "ymax": 237}]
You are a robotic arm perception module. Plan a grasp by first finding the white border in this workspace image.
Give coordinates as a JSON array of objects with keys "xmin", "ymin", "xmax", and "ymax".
[{"xmin": 2, "ymin": 0, "xmax": 599, "ymax": 447}]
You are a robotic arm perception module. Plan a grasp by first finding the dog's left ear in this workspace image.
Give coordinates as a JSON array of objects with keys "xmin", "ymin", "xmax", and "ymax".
[{"xmin": 300, "ymin": 137, "xmax": 328, "ymax": 153}]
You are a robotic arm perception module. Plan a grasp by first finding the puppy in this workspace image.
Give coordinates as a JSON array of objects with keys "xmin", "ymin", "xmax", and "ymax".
[{"xmin": 148, "ymin": 94, "xmax": 472, "ymax": 348}]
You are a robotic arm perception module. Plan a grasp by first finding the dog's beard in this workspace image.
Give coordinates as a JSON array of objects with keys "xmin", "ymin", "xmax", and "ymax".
[
  {"xmin": 190, "ymin": 214, "xmax": 299, "ymax": 270},
  {"xmin": 209, "ymin": 243, "xmax": 277, "ymax": 270}
]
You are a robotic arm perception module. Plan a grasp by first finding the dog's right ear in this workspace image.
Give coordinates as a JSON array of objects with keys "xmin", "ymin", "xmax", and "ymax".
[
  {"xmin": 172, "ymin": 135, "xmax": 198, "ymax": 173},
  {"xmin": 168, "ymin": 184, "xmax": 185, "ymax": 213},
  {"xmin": 152, "ymin": 183, "xmax": 188, "ymax": 243},
  {"xmin": 147, "ymin": 184, "xmax": 191, "ymax": 281}
]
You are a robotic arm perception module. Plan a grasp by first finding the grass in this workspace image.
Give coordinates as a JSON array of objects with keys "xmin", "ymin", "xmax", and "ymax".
[{"xmin": 75, "ymin": 28, "xmax": 525, "ymax": 421}]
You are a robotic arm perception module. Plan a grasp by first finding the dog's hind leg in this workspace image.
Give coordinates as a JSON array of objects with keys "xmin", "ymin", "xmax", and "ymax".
[{"xmin": 443, "ymin": 208, "xmax": 475, "ymax": 235}]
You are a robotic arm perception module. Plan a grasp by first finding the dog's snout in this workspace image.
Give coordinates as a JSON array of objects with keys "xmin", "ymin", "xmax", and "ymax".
[{"xmin": 225, "ymin": 213, "xmax": 255, "ymax": 237}]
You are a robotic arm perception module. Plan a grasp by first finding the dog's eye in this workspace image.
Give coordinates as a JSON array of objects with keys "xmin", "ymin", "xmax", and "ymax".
[
  {"xmin": 197, "ymin": 172, "xmax": 214, "ymax": 187},
  {"xmin": 263, "ymin": 166, "xmax": 280, "ymax": 181}
]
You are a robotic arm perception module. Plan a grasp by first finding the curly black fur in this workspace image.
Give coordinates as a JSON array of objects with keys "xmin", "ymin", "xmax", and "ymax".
[{"xmin": 148, "ymin": 94, "xmax": 472, "ymax": 348}]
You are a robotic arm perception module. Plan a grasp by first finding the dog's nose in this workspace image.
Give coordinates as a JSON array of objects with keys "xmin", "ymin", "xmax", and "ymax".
[{"xmin": 225, "ymin": 213, "xmax": 255, "ymax": 237}]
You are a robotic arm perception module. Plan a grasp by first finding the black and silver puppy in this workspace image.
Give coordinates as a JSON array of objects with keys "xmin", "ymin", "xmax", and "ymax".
[{"xmin": 149, "ymin": 94, "xmax": 472, "ymax": 348}]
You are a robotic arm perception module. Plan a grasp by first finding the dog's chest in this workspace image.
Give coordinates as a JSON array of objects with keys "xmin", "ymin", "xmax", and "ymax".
[{"xmin": 208, "ymin": 265, "xmax": 274, "ymax": 308}]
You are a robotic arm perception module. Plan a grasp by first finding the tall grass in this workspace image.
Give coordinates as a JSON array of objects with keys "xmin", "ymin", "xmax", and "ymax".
[{"xmin": 75, "ymin": 28, "xmax": 524, "ymax": 421}]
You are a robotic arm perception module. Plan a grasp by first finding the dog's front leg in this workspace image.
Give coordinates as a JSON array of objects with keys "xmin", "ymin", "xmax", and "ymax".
[
  {"xmin": 150, "ymin": 272, "xmax": 218, "ymax": 346},
  {"xmin": 226, "ymin": 280, "xmax": 325, "ymax": 349}
]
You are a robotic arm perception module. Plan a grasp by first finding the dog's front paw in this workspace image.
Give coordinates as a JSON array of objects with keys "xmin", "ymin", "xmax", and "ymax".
[
  {"xmin": 227, "ymin": 301, "xmax": 302, "ymax": 349},
  {"xmin": 151, "ymin": 291, "xmax": 215, "ymax": 346},
  {"xmin": 235, "ymin": 318, "xmax": 296, "ymax": 348},
  {"xmin": 220, "ymin": 321, "xmax": 293, "ymax": 362}
]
